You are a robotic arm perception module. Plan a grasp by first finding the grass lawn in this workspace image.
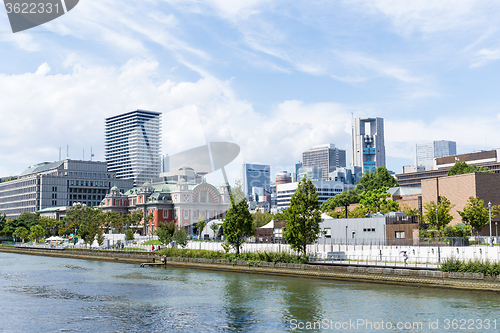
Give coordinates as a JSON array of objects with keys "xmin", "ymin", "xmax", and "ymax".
[{"xmin": 142, "ymin": 240, "xmax": 161, "ymax": 245}]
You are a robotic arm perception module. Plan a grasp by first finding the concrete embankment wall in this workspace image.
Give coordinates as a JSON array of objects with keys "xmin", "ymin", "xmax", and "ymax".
[
  {"xmin": 164, "ymin": 257, "xmax": 500, "ymax": 292},
  {"xmin": 0, "ymin": 246, "xmax": 153, "ymax": 264},
  {"xmin": 2, "ymin": 246, "xmax": 500, "ymax": 292},
  {"xmin": 185, "ymin": 241, "xmax": 500, "ymax": 263}
]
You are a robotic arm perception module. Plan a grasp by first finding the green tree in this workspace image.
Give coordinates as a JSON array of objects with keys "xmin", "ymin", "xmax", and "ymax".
[
  {"xmin": 359, "ymin": 187, "xmax": 400, "ymax": 214},
  {"xmin": 60, "ymin": 205, "xmax": 85, "ymax": 236},
  {"xmin": 401, "ymin": 205, "xmax": 420, "ymax": 216},
  {"xmin": 447, "ymin": 161, "xmax": 491, "ymax": 176},
  {"xmin": 104, "ymin": 212, "xmax": 122, "ymax": 234},
  {"xmin": 38, "ymin": 216, "xmax": 62, "ymax": 238},
  {"xmin": 174, "ymin": 227, "xmax": 189, "ymax": 248},
  {"xmin": 423, "ymin": 196, "xmax": 454, "ymax": 229},
  {"xmin": 78, "ymin": 207, "xmax": 101, "ymax": 247},
  {"xmin": 223, "ymin": 194, "xmax": 254, "ymax": 254},
  {"xmin": 29, "ymin": 225, "xmax": 44, "ymax": 243},
  {"xmin": 357, "ymin": 166, "xmax": 398, "ymax": 192},
  {"xmin": 230, "ymin": 179, "xmax": 245, "ymax": 206},
  {"xmin": 129, "ymin": 209, "xmax": 144, "ymax": 233},
  {"xmin": 0, "ymin": 213, "xmax": 6, "ymax": 234},
  {"xmin": 349, "ymin": 205, "xmax": 368, "ymax": 218},
  {"xmin": 125, "ymin": 228, "xmax": 134, "ymax": 242},
  {"xmin": 196, "ymin": 217, "xmax": 207, "ymax": 240},
  {"xmin": 321, "ymin": 189, "xmax": 360, "ymax": 213},
  {"xmin": 283, "ymin": 177, "xmax": 322, "ymax": 256},
  {"xmin": 13, "ymin": 226, "xmax": 29, "ymax": 242},
  {"xmin": 144, "ymin": 212, "xmax": 155, "ymax": 235},
  {"xmin": 156, "ymin": 221, "xmax": 176, "ymax": 246},
  {"xmin": 252, "ymin": 211, "xmax": 273, "ymax": 228},
  {"xmin": 210, "ymin": 221, "xmax": 221, "ymax": 239},
  {"xmin": 96, "ymin": 227, "xmax": 105, "ymax": 246},
  {"xmin": 458, "ymin": 197, "xmax": 497, "ymax": 236}
]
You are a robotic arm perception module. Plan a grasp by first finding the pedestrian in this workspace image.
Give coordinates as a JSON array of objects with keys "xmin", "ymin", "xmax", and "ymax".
[
  {"xmin": 152, "ymin": 245, "xmax": 155, "ymax": 251},
  {"xmin": 401, "ymin": 251, "xmax": 408, "ymax": 266}
]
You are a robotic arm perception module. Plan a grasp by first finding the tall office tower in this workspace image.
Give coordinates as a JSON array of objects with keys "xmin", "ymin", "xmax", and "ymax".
[
  {"xmin": 241, "ymin": 163, "xmax": 271, "ymax": 200},
  {"xmin": 415, "ymin": 140, "xmax": 457, "ymax": 170},
  {"xmin": 351, "ymin": 117, "xmax": 386, "ymax": 173},
  {"xmin": 302, "ymin": 144, "xmax": 346, "ymax": 181},
  {"xmin": 105, "ymin": 110, "xmax": 162, "ymax": 186}
]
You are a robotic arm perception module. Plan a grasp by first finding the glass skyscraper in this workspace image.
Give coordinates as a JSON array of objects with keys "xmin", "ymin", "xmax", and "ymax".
[
  {"xmin": 415, "ymin": 140, "xmax": 457, "ymax": 170},
  {"xmin": 242, "ymin": 163, "xmax": 271, "ymax": 201},
  {"xmin": 105, "ymin": 110, "xmax": 162, "ymax": 186}
]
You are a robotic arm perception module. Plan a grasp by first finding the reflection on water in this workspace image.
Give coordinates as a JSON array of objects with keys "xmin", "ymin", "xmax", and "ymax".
[{"xmin": 1, "ymin": 252, "xmax": 499, "ymax": 332}]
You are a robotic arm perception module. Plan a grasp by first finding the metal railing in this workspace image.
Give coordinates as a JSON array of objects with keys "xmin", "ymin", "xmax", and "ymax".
[{"xmin": 308, "ymin": 253, "xmax": 440, "ymax": 269}]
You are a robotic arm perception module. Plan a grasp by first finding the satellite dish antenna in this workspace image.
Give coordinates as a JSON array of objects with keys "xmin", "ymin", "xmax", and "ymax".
[
  {"xmin": 167, "ymin": 141, "xmax": 240, "ymax": 188},
  {"xmin": 5, "ymin": 0, "xmax": 80, "ymax": 33}
]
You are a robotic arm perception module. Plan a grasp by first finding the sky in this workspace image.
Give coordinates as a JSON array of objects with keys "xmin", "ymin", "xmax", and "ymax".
[{"xmin": 2, "ymin": 0, "xmax": 500, "ymax": 183}]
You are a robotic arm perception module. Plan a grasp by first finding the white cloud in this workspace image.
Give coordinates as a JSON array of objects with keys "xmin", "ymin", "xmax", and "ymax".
[
  {"xmin": 0, "ymin": 57, "xmax": 357, "ymax": 177},
  {"xmin": 333, "ymin": 51, "xmax": 422, "ymax": 83},
  {"xmin": 351, "ymin": 0, "xmax": 490, "ymax": 35},
  {"xmin": 164, "ymin": 0, "xmax": 270, "ymax": 21},
  {"xmin": 385, "ymin": 116, "xmax": 500, "ymax": 167},
  {"xmin": 35, "ymin": 63, "xmax": 51, "ymax": 76},
  {"xmin": 470, "ymin": 48, "xmax": 500, "ymax": 68}
]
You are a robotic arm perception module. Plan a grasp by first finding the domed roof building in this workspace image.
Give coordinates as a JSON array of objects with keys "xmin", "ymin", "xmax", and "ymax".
[{"xmin": 101, "ymin": 179, "xmax": 231, "ymax": 236}]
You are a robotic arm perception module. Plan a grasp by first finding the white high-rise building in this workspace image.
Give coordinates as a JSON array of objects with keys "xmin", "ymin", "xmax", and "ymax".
[
  {"xmin": 105, "ymin": 110, "xmax": 162, "ymax": 186},
  {"xmin": 302, "ymin": 144, "xmax": 346, "ymax": 181},
  {"xmin": 351, "ymin": 117, "xmax": 386, "ymax": 173},
  {"xmin": 415, "ymin": 140, "xmax": 457, "ymax": 170}
]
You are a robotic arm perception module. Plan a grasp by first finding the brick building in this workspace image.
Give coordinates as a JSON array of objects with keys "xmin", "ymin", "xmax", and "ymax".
[
  {"xmin": 421, "ymin": 172, "xmax": 500, "ymax": 233},
  {"xmin": 101, "ymin": 180, "xmax": 230, "ymax": 235}
]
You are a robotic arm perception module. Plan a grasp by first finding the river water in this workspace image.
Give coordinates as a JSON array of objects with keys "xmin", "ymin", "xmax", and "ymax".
[{"xmin": 0, "ymin": 252, "xmax": 499, "ymax": 333}]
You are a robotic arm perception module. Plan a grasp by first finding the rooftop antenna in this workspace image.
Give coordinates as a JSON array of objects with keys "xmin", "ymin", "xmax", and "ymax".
[
  {"xmin": 83, "ymin": 149, "xmax": 85, "ymax": 161},
  {"xmin": 91, "ymin": 147, "xmax": 95, "ymax": 161},
  {"xmin": 67, "ymin": 145, "xmax": 69, "ymax": 158},
  {"xmin": 59, "ymin": 147, "xmax": 61, "ymax": 161}
]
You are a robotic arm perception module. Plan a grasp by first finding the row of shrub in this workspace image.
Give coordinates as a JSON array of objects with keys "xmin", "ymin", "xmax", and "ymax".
[
  {"xmin": 440, "ymin": 257, "xmax": 500, "ymax": 276},
  {"xmin": 158, "ymin": 247, "xmax": 308, "ymax": 264}
]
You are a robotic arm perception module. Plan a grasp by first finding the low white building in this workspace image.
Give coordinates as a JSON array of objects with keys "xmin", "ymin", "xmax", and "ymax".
[
  {"xmin": 276, "ymin": 180, "xmax": 346, "ymax": 209},
  {"xmin": 318, "ymin": 213, "xmax": 386, "ymax": 244}
]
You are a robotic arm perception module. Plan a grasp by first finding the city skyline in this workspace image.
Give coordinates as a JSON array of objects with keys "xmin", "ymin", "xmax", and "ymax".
[{"xmin": 2, "ymin": 2, "xmax": 500, "ymax": 181}]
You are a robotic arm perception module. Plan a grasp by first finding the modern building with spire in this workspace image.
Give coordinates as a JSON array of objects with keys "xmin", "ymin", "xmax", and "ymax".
[
  {"xmin": 351, "ymin": 117, "xmax": 386, "ymax": 173},
  {"xmin": 105, "ymin": 110, "xmax": 162, "ymax": 186}
]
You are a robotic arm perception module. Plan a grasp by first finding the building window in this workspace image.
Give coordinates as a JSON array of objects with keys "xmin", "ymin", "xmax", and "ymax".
[
  {"xmin": 323, "ymin": 228, "xmax": 331, "ymax": 238},
  {"xmin": 163, "ymin": 210, "xmax": 168, "ymax": 218},
  {"xmin": 184, "ymin": 210, "xmax": 189, "ymax": 218},
  {"xmin": 395, "ymin": 231, "xmax": 405, "ymax": 239}
]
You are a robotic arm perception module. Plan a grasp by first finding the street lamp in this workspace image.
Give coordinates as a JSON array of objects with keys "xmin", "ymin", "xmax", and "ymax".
[
  {"xmin": 496, "ymin": 222, "xmax": 498, "ymax": 245},
  {"xmin": 489, "ymin": 202, "xmax": 493, "ymax": 247}
]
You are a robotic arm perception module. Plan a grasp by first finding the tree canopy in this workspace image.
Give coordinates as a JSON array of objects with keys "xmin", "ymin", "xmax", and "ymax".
[
  {"xmin": 357, "ymin": 166, "xmax": 398, "ymax": 192},
  {"xmin": 321, "ymin": 188, "xmax": 360, "ymax": 212},
  {"xmin": 283, "ymin": 177, "xmax": 322, "ymax": 256},
  {"xmin": 458, "ymin": 197, "xmax": 497, "ymax": 235},
  {"xmin": 223, "ymin": 194, "xmax": 254, "ymax": 254},
  {"xmin": 359, "ymin": 187, "xmax": 400, "ymax": 214},
  {"xmin": 447, "ymin": 161, "xmax": 491, "ymax": 176},
  {"xmin": 423, "ymin": 196, "xmax": 454, "ymax": 229},
  {"xmin": 156, "ymin": 221, "xmax": 177, "ymax": 246}
]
